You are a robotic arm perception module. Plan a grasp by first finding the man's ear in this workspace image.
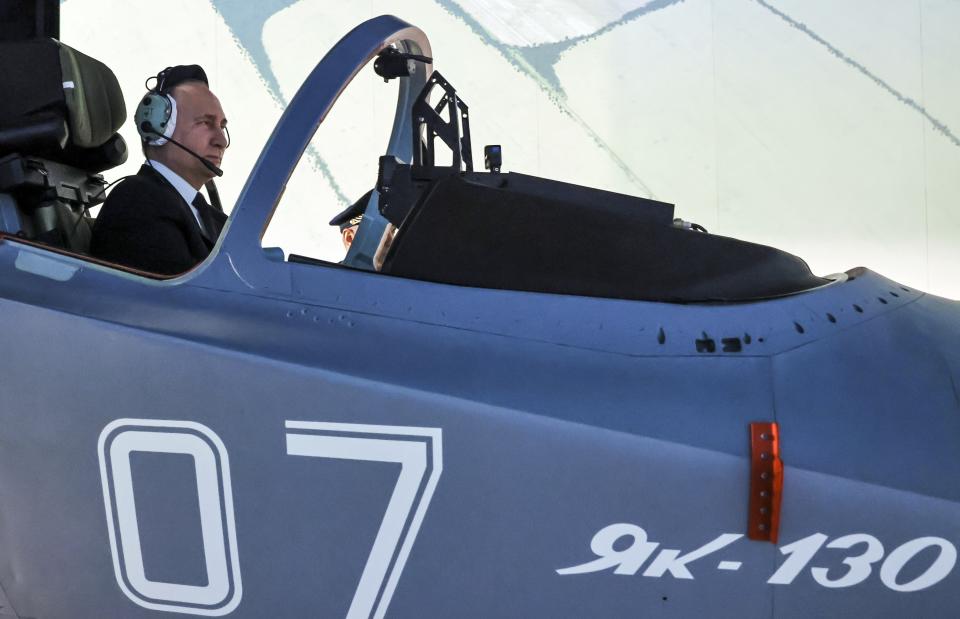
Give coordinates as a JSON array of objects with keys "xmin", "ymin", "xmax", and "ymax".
[{"xmin": 342, "ymin": 227, "xmax": 356, "ymax": 248}]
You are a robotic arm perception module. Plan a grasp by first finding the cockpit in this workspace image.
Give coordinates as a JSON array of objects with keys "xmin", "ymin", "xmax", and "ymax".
[{"xmin": 0, "ymin": 24, "xmax": 829, "ymax": 303}]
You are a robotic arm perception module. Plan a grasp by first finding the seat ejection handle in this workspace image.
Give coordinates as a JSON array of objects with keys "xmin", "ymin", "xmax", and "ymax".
[{"xmin": 748, "ymin": 422, "xmax": 783, "ymax": 543}]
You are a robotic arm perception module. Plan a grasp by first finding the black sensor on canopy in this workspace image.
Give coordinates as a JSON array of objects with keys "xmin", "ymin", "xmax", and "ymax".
[{"xmin": 373, "ymin": 47, "xmax": 432, "ymax": 82}]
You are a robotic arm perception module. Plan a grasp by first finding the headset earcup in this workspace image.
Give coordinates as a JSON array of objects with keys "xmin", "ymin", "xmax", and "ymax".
[{"xmin": 134, "ymin": 93, "xmax": 175, "ymax": 146}]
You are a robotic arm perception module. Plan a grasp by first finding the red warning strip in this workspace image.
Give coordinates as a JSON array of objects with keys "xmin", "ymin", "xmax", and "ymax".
[{"xmin": 748, "ymin": 422, "xmax": 783, "ymax": 543}]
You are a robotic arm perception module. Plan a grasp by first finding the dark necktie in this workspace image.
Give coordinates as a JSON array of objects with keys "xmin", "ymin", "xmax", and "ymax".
[{"xmin": 192, "ymin": 192, "xmax": 212, "ymax": 241}]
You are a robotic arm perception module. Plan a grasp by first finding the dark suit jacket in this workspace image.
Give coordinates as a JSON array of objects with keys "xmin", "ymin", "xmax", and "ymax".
[{"xmin": 90, "ymin": 165, "xmax": 227, "ymax": 275}]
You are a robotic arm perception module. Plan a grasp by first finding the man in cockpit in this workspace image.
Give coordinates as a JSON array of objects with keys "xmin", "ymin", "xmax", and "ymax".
[
  {"xmin": 330, "ymin": 189, "xmax": 397, "ymax": 269},
  {"xmin": 90, "ymin": 65, "xmax": 229, "ymax": 275},
  {"xmin": 329, "ymin": 190, "xmax": 370, "ymax": 252}
]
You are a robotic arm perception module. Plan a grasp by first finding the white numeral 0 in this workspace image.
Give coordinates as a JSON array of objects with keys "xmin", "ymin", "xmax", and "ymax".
[
  {"xmin": 98, "ymin": 420, "xmax": 241, "ymax": 616},
  {"xmin": 881, "ymin": 538, "xmax": 957, "ymax": 593}
]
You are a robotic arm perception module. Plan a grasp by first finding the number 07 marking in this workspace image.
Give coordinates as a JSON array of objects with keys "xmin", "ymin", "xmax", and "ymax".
[{"xmin": 285, "ymin": 421, "xmax": 443, "ymax": 619}]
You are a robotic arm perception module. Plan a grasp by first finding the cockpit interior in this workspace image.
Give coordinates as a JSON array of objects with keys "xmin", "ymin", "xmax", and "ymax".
[{"xmin": 0, "ymin": 33, "xmax": 829, "ymax": 303}]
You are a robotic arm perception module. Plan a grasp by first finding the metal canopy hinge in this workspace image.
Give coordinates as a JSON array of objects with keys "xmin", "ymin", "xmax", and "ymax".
[{"xmin": 748, "ymin": 421, "xmax": 783, "ymax": 543}]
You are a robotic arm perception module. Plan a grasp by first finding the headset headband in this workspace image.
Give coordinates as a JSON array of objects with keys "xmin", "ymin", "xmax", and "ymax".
[{"xmin": 147, "ymin": 64, "xmax": 209, "ymax": 96}]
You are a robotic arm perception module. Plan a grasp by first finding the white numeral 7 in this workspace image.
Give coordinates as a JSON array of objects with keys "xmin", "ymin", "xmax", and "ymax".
[{"xmin": 285, "ymin": 421, "xmax": 443, "ymax": 619}]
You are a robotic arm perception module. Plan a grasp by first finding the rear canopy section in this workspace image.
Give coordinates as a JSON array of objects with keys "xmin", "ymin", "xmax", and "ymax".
[{"xmin": 381, "ymin": 169, "xmax": 829, "ymax": 303}]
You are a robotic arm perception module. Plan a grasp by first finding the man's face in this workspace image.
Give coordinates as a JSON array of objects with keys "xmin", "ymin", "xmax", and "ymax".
[{"xmin": 163, "ymin": 82, "xmax": 228, "ymax": 188}]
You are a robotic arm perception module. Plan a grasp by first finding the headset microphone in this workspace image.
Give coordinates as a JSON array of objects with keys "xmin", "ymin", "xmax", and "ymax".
[
  {"xmin": 139, "ymin": 122, "xmax": 223, "ymax": 177},
  {"xmin": 167, "ymin": 136, "xmax": 223, "ymax": 176}
]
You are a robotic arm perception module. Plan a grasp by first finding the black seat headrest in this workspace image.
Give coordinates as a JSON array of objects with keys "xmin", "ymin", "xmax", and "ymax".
[
  {"xmin": 0, "ymin": 38, "xmax": 127, "ymax": 169},
  {"xmin": 58, "ymin": 41, "xmax": 126, "ymax": 148}
]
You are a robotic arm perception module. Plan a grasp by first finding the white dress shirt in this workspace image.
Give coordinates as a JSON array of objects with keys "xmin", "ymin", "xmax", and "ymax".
[{"xmin": 146, "ymin": 159, "xmax": 205, "ymax": 233}]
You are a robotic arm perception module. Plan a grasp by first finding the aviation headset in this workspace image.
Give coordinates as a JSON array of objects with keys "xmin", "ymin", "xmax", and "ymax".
[
  {"xmin": 134, "ymin": 64, "xmax": 229, "ymax": 148},
  {"xmin": 133, "ymin": 64, "xmax": 227, "ymax": 210}
]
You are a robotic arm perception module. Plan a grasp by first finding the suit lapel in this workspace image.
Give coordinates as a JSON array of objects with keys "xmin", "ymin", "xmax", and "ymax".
[
  {"xmin": 140, "ymin": 165, "xmax": 226, "ymax": 252},
  {"xmin": 141, "ymin": 165, "xmax": 211, "ymax": 254}
]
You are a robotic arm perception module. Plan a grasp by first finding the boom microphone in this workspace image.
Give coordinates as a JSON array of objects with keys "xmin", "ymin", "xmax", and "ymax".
[{"xmin": 139, "ymin": 122, "xmax": 224, "ymax": 177}]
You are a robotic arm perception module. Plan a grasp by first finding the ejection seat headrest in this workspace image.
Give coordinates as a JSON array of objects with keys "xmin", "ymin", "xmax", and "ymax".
[
  {"xmin": 0, "ymin": 38, "xmax": 127, "ymax": 171},
  {"xmin": 58, "ymin": 42, "xmax": 127, "ymax": 148}
]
